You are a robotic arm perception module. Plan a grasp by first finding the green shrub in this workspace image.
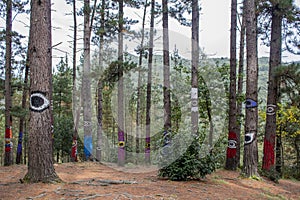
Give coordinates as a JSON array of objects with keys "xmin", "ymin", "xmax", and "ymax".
[{"xmin": 158, "ymin": 139, "xmax": 218, "ymax": 181}]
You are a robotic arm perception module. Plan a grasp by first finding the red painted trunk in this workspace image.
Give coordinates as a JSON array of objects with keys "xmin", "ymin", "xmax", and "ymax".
[
  {"xmin": 71, "ymin": 137, "xmax": 78, "ymax": 162},
  {"xmin": 226, "ymin": 132, "xmax": 237, "ymax": 159},
  {"xmin": 5, "ymin": 127, "xmax": 12, "ymax": 153},
  {"xmin": 262, "ymin": 138, "xmax": 275, "ymax": 170}
]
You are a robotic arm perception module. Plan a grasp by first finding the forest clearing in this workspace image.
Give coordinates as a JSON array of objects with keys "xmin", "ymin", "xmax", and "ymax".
[
  {"xmin": 0, "ymin": 162, "xmax": 299, "ymax": 200},
  {"xmin": 1, "ymin": 0, "xmax": 300, "ymax": 198}
]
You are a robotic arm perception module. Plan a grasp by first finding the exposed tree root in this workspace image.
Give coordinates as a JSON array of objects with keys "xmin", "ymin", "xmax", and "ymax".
[
  {"xmin": 70, "ymin": 179, "xmax": 137, "ymax": 186},
  {"xmin": 26, "ymin": 192, "xmax": 47, "ymax": 199},
  {"xmin": 54, "ymin": 187, "xmax": 112, "ymax": 199}
]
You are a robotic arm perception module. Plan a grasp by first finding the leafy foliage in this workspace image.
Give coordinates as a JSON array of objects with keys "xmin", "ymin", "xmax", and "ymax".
[
  {"xmin": 53, "ymin": 56, "xmax": 73, "ymax": 162},
  {"xmin": 257, "ymin": 0, "xmax": 300, "ymax": 54},
  {"xmin": 0, "ymin": 30, "xmax": 27, "ymax": 78},
  {"xmin": 158, "ymin": 131, "xmax": 223, "ymax": 181}
]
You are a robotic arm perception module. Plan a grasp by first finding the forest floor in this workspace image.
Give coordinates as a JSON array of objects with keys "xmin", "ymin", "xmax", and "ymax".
[{"xmin": 0, "ymin": 162, "xmax": 299, "ymax": 200}]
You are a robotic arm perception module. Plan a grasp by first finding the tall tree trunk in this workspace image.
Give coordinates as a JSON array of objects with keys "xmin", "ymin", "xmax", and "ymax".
[
  {"xmin": 71, "ymin": 0, "xmax": 78, "ymax": 162},
  {"xmin": 16, "ymin": 59, "xmax": 29, "ymax": 164},
  {"xmin": 243, "ymin": 0, "xmax": 259, "ymax": 177},
  {"xmin": 162, "ymin": 0, "xmax": 171, "ymax": 144},
  {"xmin": 145, "ymin": 0, "xmax": 154, "ymax": 164},
  {"xmin": 23, "ymin": 0, "xmax": 60, "ymax": 182},
  {"xmin": 118, "ymin": 0, "xmax": 125, "ymax": 166},
  {"xmin": 96, "ymin": 0, "xmax": 105, "ymax": 162},
  {"xmin": 83, "ymin": 0, "xmax": 93, "ymax": 160},
  {"xmin": 4, "ymin": 0, "xmax": 13, "ymax": 166},
  {"xmin": 225, "ymin": 0, "xmax": 238, "ymax": 170},
  {"xmin": 276, "ymin": 126, "xmax": 282, "ymax": 175},
  {"xmin": 236, "ymin": 10, "xmax": 246, "ymax": 169},
  {"xmin": 96, "ymin": 79, "xmax": 103, "ymax": 161},
  {"xmin": 135, "ymin": 0, "xmax": 151, "ymax": 160},
  {"xmin": 262, "ymin": 5, "xmax": 282, "ymax": 171},
  {"xmin": 191, "ymin": 0, "xmax": 199, "ymax": 138},
  {"xmin": 24, "ymin": 120, "xmax": 27, "ymax": 164}
]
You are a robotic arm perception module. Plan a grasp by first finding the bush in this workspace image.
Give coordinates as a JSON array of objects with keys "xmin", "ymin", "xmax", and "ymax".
[{"xmin": 158, "ymin": 139, "xmax": 218, "ymax": 181}]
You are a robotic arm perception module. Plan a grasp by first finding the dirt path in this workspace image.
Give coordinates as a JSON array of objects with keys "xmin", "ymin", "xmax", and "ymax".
[{"xmin": 0, "ymin": 162, "xmax": 299, "ymax": 200}]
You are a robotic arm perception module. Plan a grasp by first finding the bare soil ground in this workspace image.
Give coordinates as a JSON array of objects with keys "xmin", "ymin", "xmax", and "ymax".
[{"xmin": 0, "ymin": 162, "xmax": 299, "ymax": 200}]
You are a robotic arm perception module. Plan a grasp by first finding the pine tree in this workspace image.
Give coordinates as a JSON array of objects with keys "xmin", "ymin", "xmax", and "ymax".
[
  {"xmin": 191, "ymin": 0, "xmax": 199, "ymax": 137},
  {"xmin": 262, "ymin": 1, "xmax": 282, "ymax": 172},
  {"xmin": 162, "ymin": 0, "xmax": 171, "ymax": 144},
  {"xmin": 236, "ymin": 5, "xmax": 246, "ymax": 171},
  {"xmin": 96, "ymin": 0, "xmax": 105, "ymax": 162},
  {"xmin": 4, "ymin": 0, "xmax": 13, "ymax": 166},
  {"xmin": 23, "ymin": 0, "xmax": 60, "ymax": 183},
  {"xmin": 66, "ymin": 0, "xmax": 79, "ymax": 162},
  {"xmin": 145, "ymin": 0, "xmax": 155, "ymax": 164},
  {"xmin": 225, "ymin": 0, "xmax": 238, "ymax": 170},
  {"xmin": 117, "ymin": 0, "xmax": 125, "ymax": 166},
  {"xmin": 82, "ymin": 0, "xmax": 97, "ymax": 161},
  {"xmin": 16, "ymin": 57, "xmax": 29, "ymax": 164},
  {"xmin": 243, "ymin": 0, "xmax": 259, "ymax": 177}
]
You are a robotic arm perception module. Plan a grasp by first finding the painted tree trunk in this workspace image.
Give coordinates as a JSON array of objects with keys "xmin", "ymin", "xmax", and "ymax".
[
  {"xmin": 16, "ymin": 58, "xmax": 29, "ymax": 164},
  {"xmin": 236, "ymin": 9, "xmax": 246, "ymax": 169},
  {"xmin": 71, "ymin": 0, "xmax": 78, "ymax": 163},
  {"xmin": 225, "ymin": 0, "xmax": 238, "ymax": 170},
  {"xmin": 191, "ymin": 0, "xmax": 199, "ymax": 138},
  {"xmin": 23, "ymin": 0, "xmax": 60, "ymax": 183},
  {"xmin": 262, "ymin": 7, "xmax": 282, "ymax": 171},
  {"xmin": 4, "ymin": 0, "xmax": 13, "ymax": 166},
  {"xmin": 96, "ymin": 0, "xmax": 105, "ymax": 162},
  {"xmin": 71, "ymin": 136, "xmax": 78, "ymax": 162},
  {"xmin": 118, "ymin": 0, "xmax": 125, "ymax": 166},
  {"xmin": 243, "ymin": 0, "xmax": 259, "ymax": 177},
  {"xmin": 83, "ymin": 0, "xmax": 93, "ymax": 160},
  {"xmin": 5, "ymin": 119, "xmax": 13, "ymax": 165},
  {"xmin": 145, "ymin": 0, "xmax": 154, "ymax": 164}
]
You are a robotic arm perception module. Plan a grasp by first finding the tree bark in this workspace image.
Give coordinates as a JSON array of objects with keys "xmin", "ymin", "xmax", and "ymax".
[
  {"xmin": 162, "ymin": 0, "xmax": 171, "ymax": 135},
  {"xmin": 191, "ymin": 0, "xmax": 199, "ymax": 138},
  {"xmin": 4, "ymin": 0, "xmax": 13, "ymax": 166},
  {"xmin": 96, "ymin": 0, "xmax": 105, "ymax": 162},
  {"xmin": 225, "ymin": 0, "xmax": 238, "ymax": 170},
  {"xmin": 145, "ymin": 0, "xmax": 154, "ymax": 164},
  {"xmin": 96, "ymin": 80, "xmax": 103, "ymax": 161},
  {"xmin": 276, "ymin": 127, "xmax": 282, "ymax": 175},
  {"xmin": 118, "ymin": 0, "xmax": 125, "ymax": 166},
  {"xmin": 82, "ymin": 0, "xmax": 93, "ymax": 160},
  {"xmin": 262, "ymin": 5, "xmax": 282, "ymax": 171},
  {"xmin": 243, "ymin": 0, "xmax": 259, "ymax": 177},
  {"xmin": 16, "ymin": 58, "xmax": 29, "ymax": 164},
  {"xmin": 23, "ymin": 0, "xmax": 60, "ymax": 183},
  {"xmin": 71, "ymin": 0, "xmax": 78, "ymax": 162},
  {"xmin": 236, "ymin": 9, "xmax": 246, "ymax": 169}
]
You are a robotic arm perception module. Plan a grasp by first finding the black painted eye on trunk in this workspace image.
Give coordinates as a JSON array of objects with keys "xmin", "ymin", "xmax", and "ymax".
[
  {"xmin": 228, "ymin": 140, "xmax": 237, "ymax": 148},
  {"xmin": 32, "ymin": 96, "xmax": 44, "ymax": 107},
  {"xmin": 30, "ymin": 91, "xmax": 50, "ymax": 112},
  {"xmin": 245, "ymin": 132, "xmax": 255, "ymax": 144}
]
